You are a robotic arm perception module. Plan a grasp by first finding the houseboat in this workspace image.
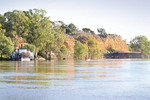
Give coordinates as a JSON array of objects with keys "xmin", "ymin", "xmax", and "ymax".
[{"xmin": 12, "ymin": 49, "xmax": 34, "ymax": 61}]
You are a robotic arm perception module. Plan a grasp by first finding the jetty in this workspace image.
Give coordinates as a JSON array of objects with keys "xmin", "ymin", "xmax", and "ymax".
[{"xmin": 105, "ymin": 51, "xmax": 141, "ymax": 59}]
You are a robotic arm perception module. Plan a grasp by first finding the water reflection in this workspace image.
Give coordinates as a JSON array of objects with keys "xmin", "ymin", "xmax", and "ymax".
[
  {"xmin": 1, "ymin": 59, "xmax": 150, "ymax": 100},
  {"xmin": 0, "ymin": 59, "xmax": 125, "ymax": 88}
]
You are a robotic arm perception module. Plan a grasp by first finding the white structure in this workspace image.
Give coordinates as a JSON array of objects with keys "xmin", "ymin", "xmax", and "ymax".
[
  {"xmin": 12, "ymin": 49, "xmax": 34, "ymax": 61},
  {"xmin": 21, "ymin": 57, "xmax": 31, "ymax": 61}
]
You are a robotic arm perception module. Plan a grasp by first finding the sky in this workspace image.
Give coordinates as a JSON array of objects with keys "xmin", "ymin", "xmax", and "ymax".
[{"xmin": 1, "ymin": 0, "xmax": 150, "ymax": 43}]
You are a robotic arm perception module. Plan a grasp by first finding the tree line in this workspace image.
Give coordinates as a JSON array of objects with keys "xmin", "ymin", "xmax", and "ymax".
[
  {"xmin": 74, "ymin": 34, "xmax": 150, "ymax": 59},
  {"xmin": 0, "ymin": 9, "xmax": 109, "ymax": 60},
  {"xmin": 0, "ymin": 9, "xmax": 150, "ymax": 60},
  {"xmin": 0, "ymin": 9, "xmax": 66, "ymax": 59}
]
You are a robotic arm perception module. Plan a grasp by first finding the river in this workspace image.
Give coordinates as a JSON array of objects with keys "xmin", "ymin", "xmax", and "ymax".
[{"xmin": 0, "ymin": 59, "xmax": 150, "ymax": 100}]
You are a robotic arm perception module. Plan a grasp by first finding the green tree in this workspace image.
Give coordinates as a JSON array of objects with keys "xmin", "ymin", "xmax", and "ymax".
[
  {"xmin": 130, "ymin": 35, "xmax": 150, "ymax": 58},
  {"xmin": 74, "ymin": 41, "xmax": 88, "ymax": 59},
  {"xmin": 58, "ymin": 22, "xmax": 78, "ymax": 34},
  {"xmin": 24, "ymin": 44, "xmax": 36, "ymax": 54},
  {"xmin": 0, "ymin": 14, "xmax": 6, "ymax": 28},
  {"xmin": 53, "ymin": 24, "xmax": 66, "ymax": 51},
  {"xmin": 57, "ymin": 45, "xmax": 67, "ymax": 60},
  {"xmin": 88, "ymin": 37, "xmax": 100, "ymax": 59},
  {"xmin": 97, "ymin": 28, "xmax": 107, "ymax": 38},
  {"xmin": 39, "ymin": 20, "xmax": 65, "ymax": 60},
  {"xmin": 60, "ymin": 45, "xmax": 67, "ymax": 53},
  {"xmin": 57, "ymin": 52, "xmax": 64, "ymax": 60},
  {"xmin": 4, "ymin": 10, "xmax": 30, "ymax": 39},
  {"xmin": 0, "ymin": 24, "xmax": 14, "ymax": 59},
  {"xmin": 82, "ymin": 28, "xmax": 95, "ymax": 34},
  {"xmin": 68, "ymin": 23, "xmax": 77, "ymax": 33},
  {"xmin": 39, "ymin": 18, "xmax": 54, "ymax": 60},
  {"xmin": 23, "ymin": 9, "xmax": 52, "ymax": 58}
]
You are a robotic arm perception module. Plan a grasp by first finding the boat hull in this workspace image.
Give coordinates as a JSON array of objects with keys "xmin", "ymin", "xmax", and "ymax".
[{"xmin": 21, "ymin": 57, "xmax": 30, "ymax": 61}]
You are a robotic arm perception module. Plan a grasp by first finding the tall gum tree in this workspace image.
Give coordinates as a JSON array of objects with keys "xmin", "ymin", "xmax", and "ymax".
[
  {"xmin": 23, "ymin": 9, "xmax": 50, "ymax": 58},
  {"xmin": 4, "ymin": 10, "xmax": 30, "ymax": 39},
  {"xmin": 0, "ymin": 24, "xmax": 14, "ymax": 59},
  {"xmin": 24, "ymin": 9, "xmax": 65, "ymax": 59}
]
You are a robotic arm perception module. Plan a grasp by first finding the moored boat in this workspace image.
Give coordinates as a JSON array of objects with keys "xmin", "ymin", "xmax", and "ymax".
[
  {"xmin": 21, "ymin": 57, "xmax": 30, "ymax": 61},
  {"xmin": 85, "ymin": 59, "xmax": 90, "ymax": 61}
]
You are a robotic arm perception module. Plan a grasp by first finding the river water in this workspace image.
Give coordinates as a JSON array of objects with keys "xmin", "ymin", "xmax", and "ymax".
[{"xmin": 0, "ymin": 59, "xmax": 150, "ymax": 100}]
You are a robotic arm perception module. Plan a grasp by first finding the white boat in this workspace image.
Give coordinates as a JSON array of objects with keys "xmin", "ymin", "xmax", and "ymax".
[
  {"xmin": 85, "ymin": 59, "xmax": 91, "ymax": 61},
  {"xmin": 21, "ymin": 57, "xmax": 30, "ymax": 61},
  {"xmin": 12, "ymin": 49, "xmax": 34, "ymax": 60}
]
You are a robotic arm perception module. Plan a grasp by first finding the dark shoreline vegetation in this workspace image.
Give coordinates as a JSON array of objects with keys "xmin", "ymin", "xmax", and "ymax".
[{"xmin": 0, "ymin": 9, "xmax": 150, "ymax": 60}]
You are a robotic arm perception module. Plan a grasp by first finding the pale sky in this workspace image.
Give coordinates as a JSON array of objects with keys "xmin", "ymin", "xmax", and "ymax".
[{"xmin": 1, "ymin": 0, "xmax": 150, "ymax": 43}]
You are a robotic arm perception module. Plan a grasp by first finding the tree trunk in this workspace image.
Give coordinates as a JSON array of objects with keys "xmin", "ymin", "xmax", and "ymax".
[
  {"xmin": 49, "ymin": 51, "xmax": 51, "ymax": 60},
  {"xmin": 46, "ymin": 52, "xmax": 49, "ymax": 60},
  {"xmin": 1, "ymin": 54, "xmax": 2, "ymax": 59},
  {"xmin": 35, "ymin": 49, "xmax": 38, "ymax": 59}
]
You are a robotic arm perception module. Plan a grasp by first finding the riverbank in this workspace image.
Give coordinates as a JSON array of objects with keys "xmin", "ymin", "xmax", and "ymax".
[{"xmin": 0, "ymin": 58, "xmax": 13, "ymax": 61}]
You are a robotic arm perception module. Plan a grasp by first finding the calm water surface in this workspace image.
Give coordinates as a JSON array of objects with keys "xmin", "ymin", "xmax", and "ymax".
[{"xmin": 0, "ymin": 59, "xmax": 150, "ymax": 100}]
